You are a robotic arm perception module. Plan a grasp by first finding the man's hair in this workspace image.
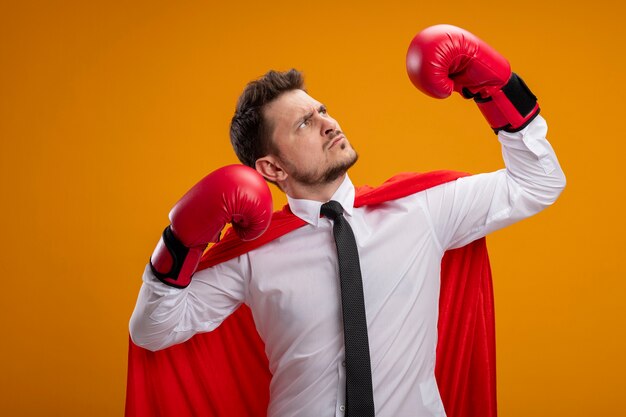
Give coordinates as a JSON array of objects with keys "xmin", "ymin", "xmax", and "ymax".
[{"xmin": 230, "ymin": 69, "xmax": 305, "ymax": 168}]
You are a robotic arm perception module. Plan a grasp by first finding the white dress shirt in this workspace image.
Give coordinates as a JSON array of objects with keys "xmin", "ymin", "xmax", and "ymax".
[{"xmin": 130, "ymin": 116, "xmax": 565, "ymax": 417}]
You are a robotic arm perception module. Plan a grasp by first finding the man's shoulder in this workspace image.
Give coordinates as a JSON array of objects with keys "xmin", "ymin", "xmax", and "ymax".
[
  {"xmin": 198, "ymin": 170, "xmax": 469, "ymax": 269},
  {"xmin": 354, "ymin": 170, "xmax": 469, "ymax": 207}
]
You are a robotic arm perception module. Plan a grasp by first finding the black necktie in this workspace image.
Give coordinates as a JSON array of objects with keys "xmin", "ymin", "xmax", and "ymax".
[{"xmin": 320, "ymin": 200, "xmax": 375, "ymax": 417}]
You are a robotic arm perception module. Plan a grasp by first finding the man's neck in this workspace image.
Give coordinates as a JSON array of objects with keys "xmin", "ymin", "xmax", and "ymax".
[{"xmin": 285, "ymin": 173, "xmax": 347, "ymax": 202}]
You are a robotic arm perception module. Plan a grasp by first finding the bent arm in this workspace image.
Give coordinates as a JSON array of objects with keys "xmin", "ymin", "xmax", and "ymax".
[
  {"xmin": 423, "ymin": 115, "xmax": 566, "ymax": 249},
  {"xmin": 129, "ymin": 256, "xmax": 249, "ymax": 351}
]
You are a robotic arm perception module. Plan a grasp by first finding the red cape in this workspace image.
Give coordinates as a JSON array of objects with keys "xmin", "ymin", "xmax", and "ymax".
[{"xmin": 126, "ymin": 171, "xmax": 497, "ymax": 417}]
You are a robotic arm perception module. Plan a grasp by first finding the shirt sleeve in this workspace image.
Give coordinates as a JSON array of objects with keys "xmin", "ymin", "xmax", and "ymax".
[
  {"xmin": 420, "ymin": 115, "xmax": 566, "ymax": 250},
  {"xmin": 129, "ymin": 255, "xmax": 249, "ymax": 351}
]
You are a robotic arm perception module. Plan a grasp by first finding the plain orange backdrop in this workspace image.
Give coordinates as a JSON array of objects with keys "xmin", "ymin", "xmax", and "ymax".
[{"xmin": 1, "ymin": 0, "xmax": 625, "ymax": 416}]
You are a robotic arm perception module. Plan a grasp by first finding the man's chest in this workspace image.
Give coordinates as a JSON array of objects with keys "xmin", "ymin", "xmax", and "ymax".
[{"xmin": 245, "ymin": 201, "xmax": 444, "ymax": 336}]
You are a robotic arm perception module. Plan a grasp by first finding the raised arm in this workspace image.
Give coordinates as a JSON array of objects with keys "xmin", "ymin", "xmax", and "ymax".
[{"xmin": 405, "ymin": 25, "xmax": 565, "ymax": 248}]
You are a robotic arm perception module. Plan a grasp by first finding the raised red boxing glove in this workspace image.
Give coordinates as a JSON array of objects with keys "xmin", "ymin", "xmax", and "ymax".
[
  {"xmin": 150, "ymin": 164, "xmax": 273, "ymax": 288},
  {"xmin": 406, "ymin": 24, "xmax": 539, "ymax": 133}
]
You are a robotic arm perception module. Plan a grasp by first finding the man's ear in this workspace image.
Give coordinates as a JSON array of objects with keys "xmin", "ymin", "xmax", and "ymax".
[{"xmin": 255, "ymin": 155, "xmax": 288, "ymax": 184}]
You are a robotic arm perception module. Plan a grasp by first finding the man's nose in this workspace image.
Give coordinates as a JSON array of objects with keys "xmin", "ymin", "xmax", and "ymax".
[{"xmin": 320, "ymin": 116, "xmax": 336, "ymax": 136}]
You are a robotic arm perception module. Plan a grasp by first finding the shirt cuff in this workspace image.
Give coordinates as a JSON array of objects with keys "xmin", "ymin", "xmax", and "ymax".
[{"xmin": 497, "ymin": 115, "xmax": 556, "ymax": 174}]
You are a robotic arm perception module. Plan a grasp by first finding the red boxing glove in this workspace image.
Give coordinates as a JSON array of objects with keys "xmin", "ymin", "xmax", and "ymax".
[
  {"xmin": 406, "ymin": 24, "xmax": 539, "ymax": 133},
  {"xmin": 150, "ymin": 165, "xmax": 273, "ymax": 288}
]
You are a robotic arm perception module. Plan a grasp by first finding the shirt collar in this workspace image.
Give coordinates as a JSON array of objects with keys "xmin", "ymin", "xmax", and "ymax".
[{"xmin": 286, "ymin": 175, "xmax": 355, "ymax": 227}]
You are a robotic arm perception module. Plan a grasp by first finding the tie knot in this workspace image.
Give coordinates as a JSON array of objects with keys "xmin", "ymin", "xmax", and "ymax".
[{"xmin": 320, "ymin": 200, "xmax": 344, "ymax": 220}]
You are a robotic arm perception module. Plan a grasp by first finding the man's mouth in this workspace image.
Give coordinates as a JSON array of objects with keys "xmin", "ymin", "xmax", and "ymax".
[{"xmin": 328, "ymin": 135, "xmax": 345, "ymax": 149}]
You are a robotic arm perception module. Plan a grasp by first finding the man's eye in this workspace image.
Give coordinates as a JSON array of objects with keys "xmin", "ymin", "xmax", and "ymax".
[
  {"xmin": 299, "ymin": 120, "xmax": 309, "ymax": 129},
  {"xmin": 319, "ymin": 107, "xmax": 327, "ymax": 115}
]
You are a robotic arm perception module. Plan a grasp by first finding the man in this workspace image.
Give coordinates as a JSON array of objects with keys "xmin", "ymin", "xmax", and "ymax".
[{"xmin": 130, "ymin": 25, "xmax": 565, "ymax": 417}]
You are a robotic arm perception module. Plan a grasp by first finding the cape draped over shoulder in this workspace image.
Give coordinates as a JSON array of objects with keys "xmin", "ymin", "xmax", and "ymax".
[{"xmin": 126, "ymin": 170, "xmax": 497, "ymax": 417}]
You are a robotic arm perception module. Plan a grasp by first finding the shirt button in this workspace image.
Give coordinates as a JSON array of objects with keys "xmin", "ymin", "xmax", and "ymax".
[
  {"xmin": 339, "ymin": 405, "xmax": 346, "ymax": 412},
  {"xmin": 342, "ymin": 360, "xmax": 346, "ymax": 367}
]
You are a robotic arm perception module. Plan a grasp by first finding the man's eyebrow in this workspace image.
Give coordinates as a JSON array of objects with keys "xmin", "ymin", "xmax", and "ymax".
[
  {"xmin": 294, "ymin": 109, "xmax": 315, "ymax": 128},
  {"xmin": 293, "ymin": 104, "xmax": 327, "ymax": 129}
]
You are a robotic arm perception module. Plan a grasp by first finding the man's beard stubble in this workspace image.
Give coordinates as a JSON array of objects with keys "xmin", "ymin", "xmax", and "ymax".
[{"xmin": 284, "ymin": 145, "xmax": 359, "ymax": 187}]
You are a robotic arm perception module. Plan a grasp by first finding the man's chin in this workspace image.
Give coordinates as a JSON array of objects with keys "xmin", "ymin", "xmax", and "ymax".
[
  {"xmin": 288, "ymin": 151, "xmax": 359, "ymax": 186},
  {"xmin": 321, "ymin": 152, "xmax": 359, "ymax": 184}
]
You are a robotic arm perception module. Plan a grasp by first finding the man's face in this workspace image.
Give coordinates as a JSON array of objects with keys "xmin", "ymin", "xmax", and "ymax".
[{"xmin": 262, "ymin": 89, "xmax": 358, "ymax": 187}]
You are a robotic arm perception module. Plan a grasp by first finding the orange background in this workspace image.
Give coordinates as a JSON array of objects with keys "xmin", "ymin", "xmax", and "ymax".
[{"xmin": 1, "ymin": 0, "xmax": 624, "ymax": 416}]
